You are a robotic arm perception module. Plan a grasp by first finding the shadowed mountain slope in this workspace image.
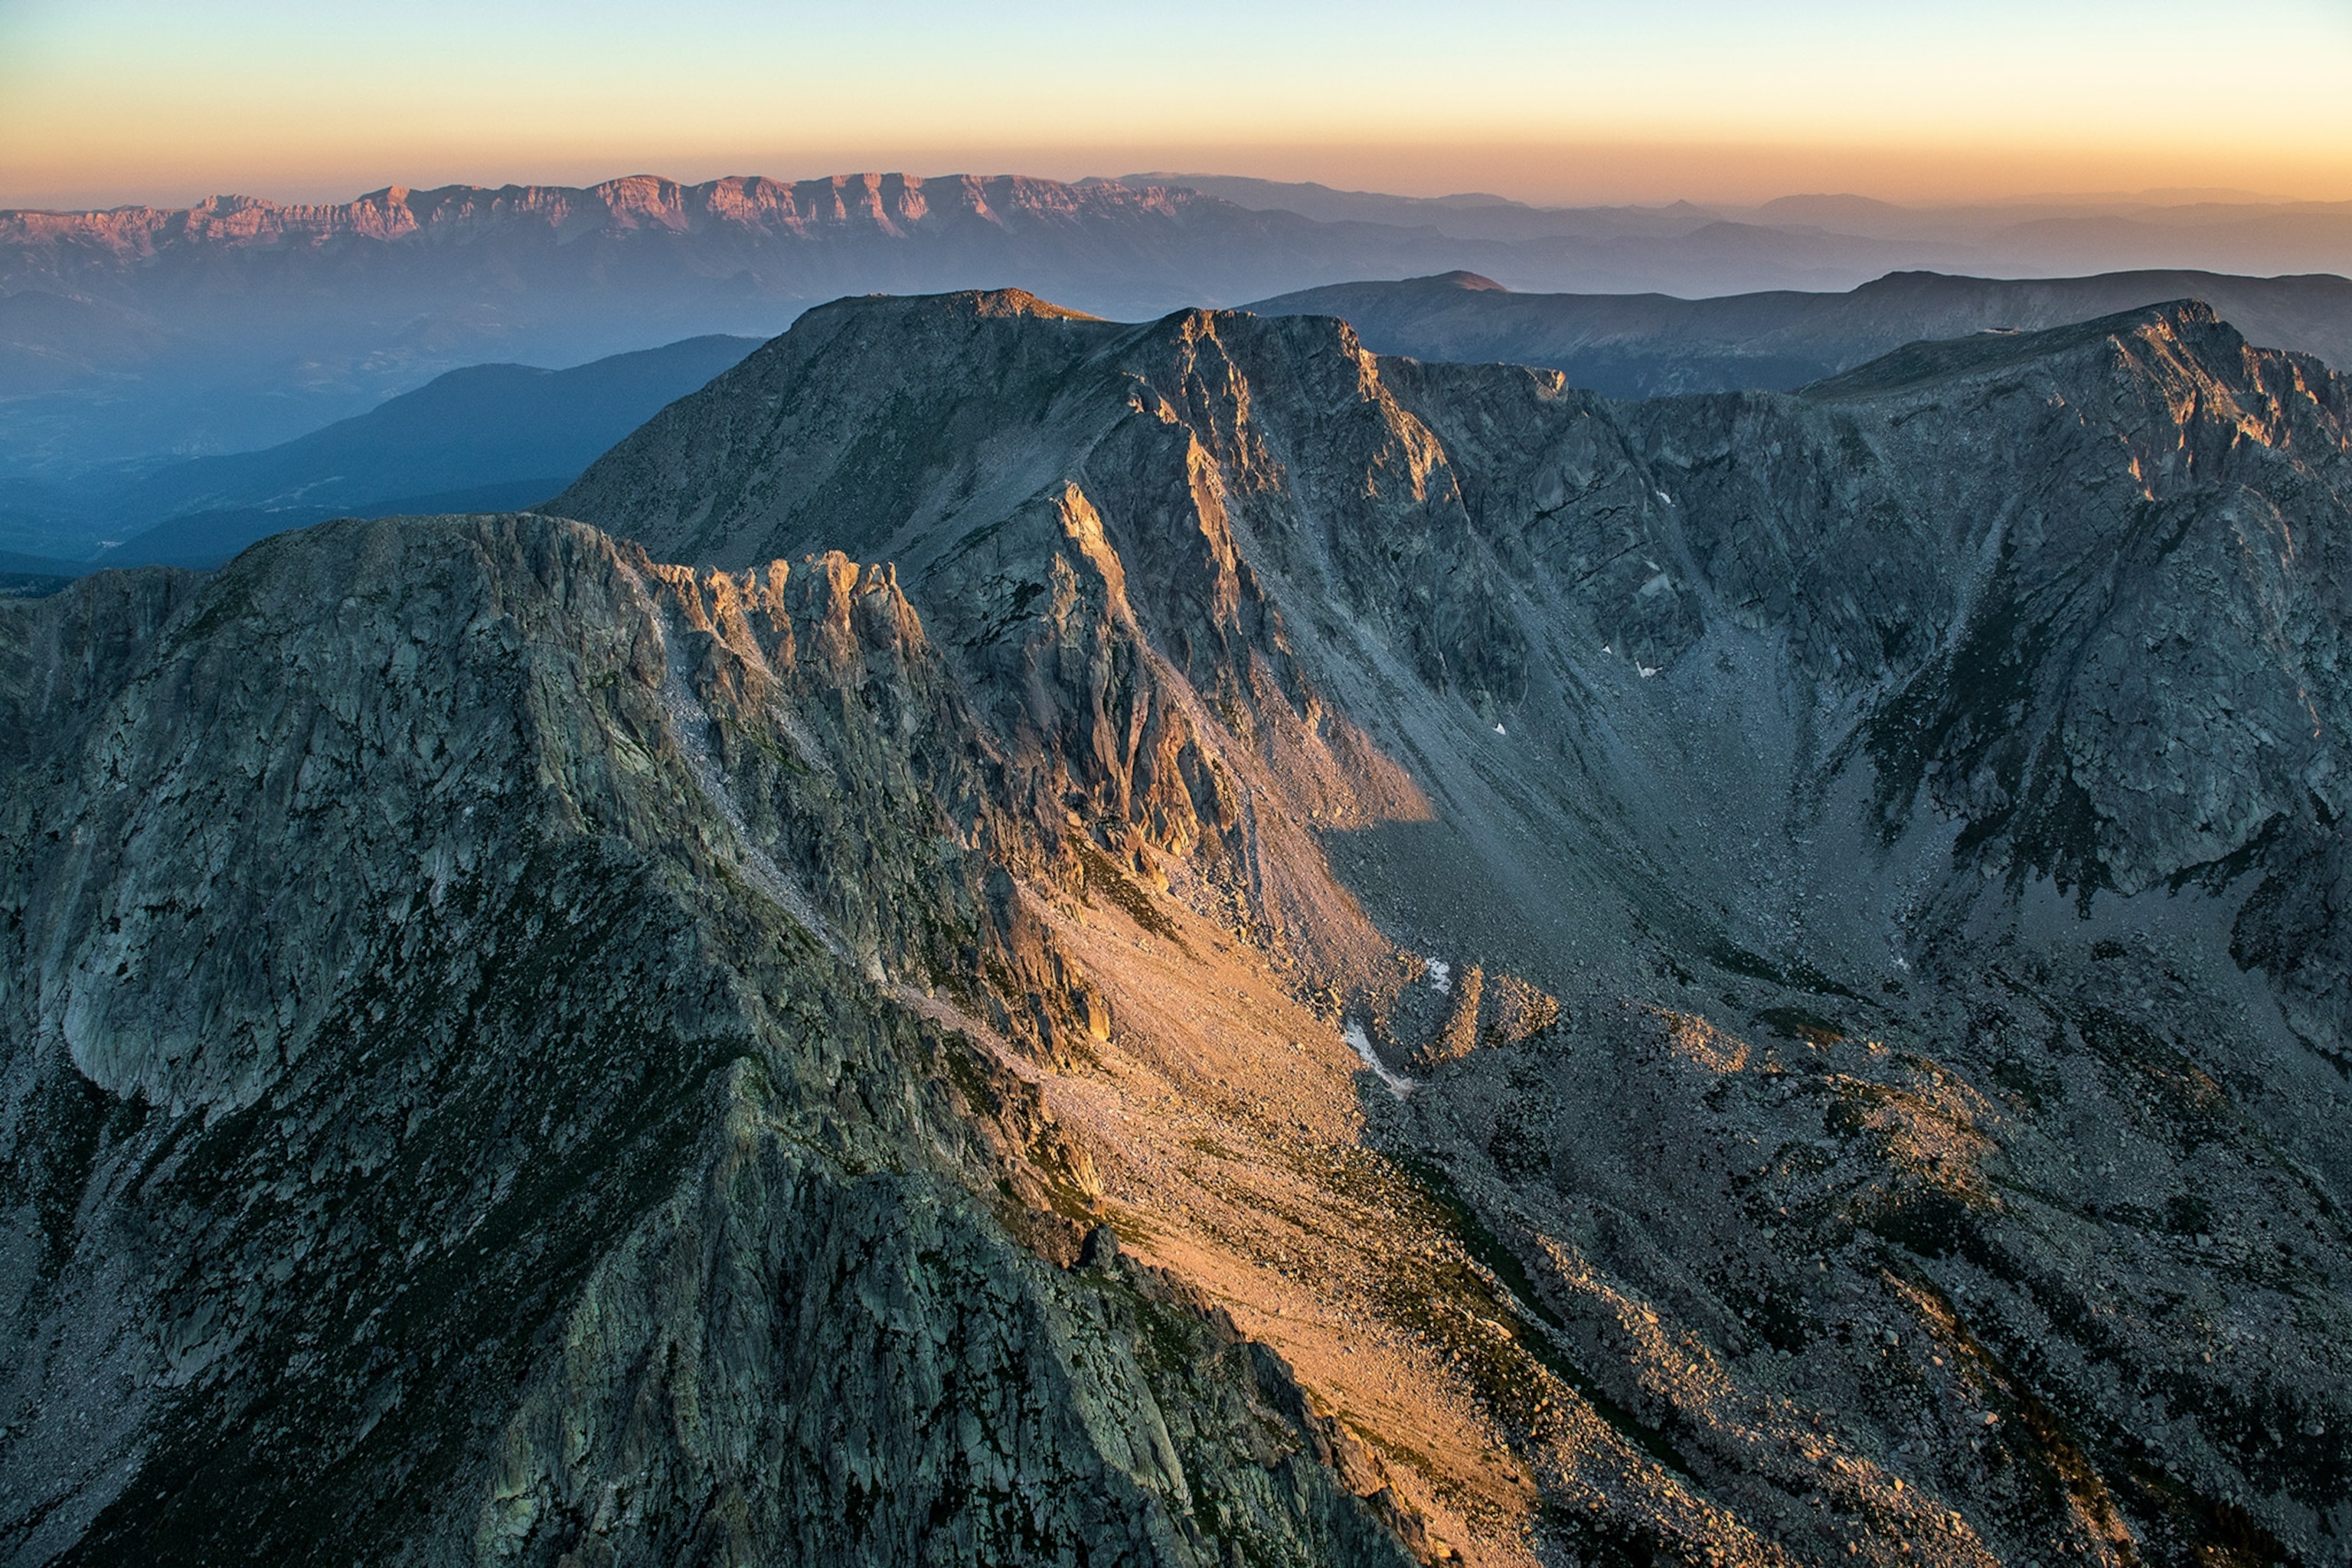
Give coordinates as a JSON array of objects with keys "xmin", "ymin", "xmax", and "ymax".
[
  {"xmin": 8, "ymin": 292, "xmax": 2352, "ymax": 1566},
  {"xmin": 560, "ymin": 290, "xmax": 2352, "ymax": 1562},
  {"xmin": 76, "ymin": 333, "xmax": 762, "ymax": 570},
  {"xmin": 0, "ymin": 517, "xmax": 1427, "ymax": 1568},
  {"xmin": 1246, "ymin": 267, "xmax": 2352, "ymax": 395}
]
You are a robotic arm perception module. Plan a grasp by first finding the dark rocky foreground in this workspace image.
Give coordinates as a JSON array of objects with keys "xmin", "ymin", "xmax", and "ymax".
[{"xmin": 5, "ymin": 291, "xmax": 2350, "ymax": 1565}]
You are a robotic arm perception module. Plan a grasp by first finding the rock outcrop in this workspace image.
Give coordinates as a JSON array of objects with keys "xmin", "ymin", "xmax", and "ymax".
[
  {"xmin": 0, "ymin": 518, "xmax": 1416, "ymax": 1566},
  {"xmin": 555, "ymin": 292, "xmax": 2352, "ymax": 1563}
]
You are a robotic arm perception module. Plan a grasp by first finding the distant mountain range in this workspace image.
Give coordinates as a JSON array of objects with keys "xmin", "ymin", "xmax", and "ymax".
[
  {"xmin": 6, "ymin": 171, "xmax": 2349, "ymax": 482},
  {"xmin": 1247, "ymin": 268, "xmax": 2352, "ymax": 397},
  {"xmin": 0, "ymin": 175, "xmax": 1448, "ymax": 475},
  {"xmin": 7, "ymin": 333, "xmax": 758, "ymax": 572},
  {"xmin": 1153, "ymin": 173, "xmax": 2352, "ymax": 278}
]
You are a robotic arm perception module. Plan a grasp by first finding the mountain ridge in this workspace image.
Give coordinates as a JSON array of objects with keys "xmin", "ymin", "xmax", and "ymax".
[
  {"xmin": 11, "ymin": 167, "xmax": 2347, "ymax": 488},
  {"xmin": 0, "ymin": 174, "xmax": 1211, "ymax": 260},
  {"xmin": 0, "ymin": 172, "xmax": 1469, "ymax": 485},
  {"xmin": 1246, "ymin": 266, "xmax": 2352, "ymax": 396},
  {"xmin": 8, "ymin": 287, "xmax": 2352, "ymax": 1565},
  {"xmin": 547, "ymin": 287, "xmax": 2352, "ymax": 1556}
]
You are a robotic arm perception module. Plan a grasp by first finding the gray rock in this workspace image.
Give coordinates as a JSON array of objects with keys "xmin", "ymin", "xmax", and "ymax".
[
  {"xmin": 0, "ymin": 517, "xmax": 1414, "ymax": 1567},
  {"xmin": 8, "ymin": 284, "xmax": 2352, "ymax": 1566},
  {"xmin": 557, "ymin": 290, "xmax": 2352, "ymax": 1562}
]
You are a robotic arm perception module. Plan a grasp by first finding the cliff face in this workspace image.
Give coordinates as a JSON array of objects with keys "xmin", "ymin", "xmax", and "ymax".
[
  {"xmin": 0, "ymin": 518, "xmax": 1416, "ymax": 1567},
  {"xmin": 8, "ymin": 292, "xmax": 2352, "ymax": 1567},
  {"xmin": 556, "ymin": 294, "xmax": 2352, "ymax": 1563},
  {"xmin": 560, "ymin": 292, "xmax": 2352, "ymax": 985}
]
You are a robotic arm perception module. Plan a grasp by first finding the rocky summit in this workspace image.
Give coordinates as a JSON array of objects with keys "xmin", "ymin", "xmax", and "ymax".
[{"xmin": 6, "ymin": 289, "xmax": 2351, "ymax": 1566}]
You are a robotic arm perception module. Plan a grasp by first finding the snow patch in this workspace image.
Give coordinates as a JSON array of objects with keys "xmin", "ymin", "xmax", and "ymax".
[
  {"xmin": 1343, "ymin": 1021, "xmax": 1419, "ymax": 1099},
  {"xmin": 1426, "ymin": 956, "xmax": 1452, "ymax": 994}
]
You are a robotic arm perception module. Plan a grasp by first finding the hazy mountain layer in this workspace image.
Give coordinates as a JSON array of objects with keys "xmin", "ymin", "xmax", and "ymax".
[
  {"xmin": 8, "ymin": 292, "xmax": 2351, "ymax": 1566},
  {"xmin": 11, "ymin": 169, "xmax": 2347, "ymax": 485},
  {"xmin": 0, "ymin": 173, "xmax": 1473, "ymax": 476},
  {"xmin": 41, "ymin": 333, "xmax": 762, "ymax": 570},
  {"xmin": 1248, "ymin": 268, "xmax": 2352, "ymax": 395},
  {"xmin": 0, "ymin": 518, "xmax": 1427, "ymax": 1568},
  {"xmin": 1152, "ymin": 176, "xmax": 2352, "ymax": 280}
]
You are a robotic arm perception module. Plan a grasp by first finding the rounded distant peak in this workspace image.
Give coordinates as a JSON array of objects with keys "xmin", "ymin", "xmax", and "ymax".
[
  {"xmin": 597, "ymin": 174, "xmax": 684, "ymax": 203},
  {"xmin": 947, "ymin": 288, "xmax": 1101, "ymax": 321},
  {"xmin": 799, "ymin": 287, "xmax": 1104, "ymax": 329},
  {"xmin": 1429, "ymin": 270, "xmax": 1508, "ymax": 292}
]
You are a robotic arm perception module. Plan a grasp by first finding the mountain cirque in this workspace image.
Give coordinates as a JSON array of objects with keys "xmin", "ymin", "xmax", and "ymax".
[{"xmin": 7, "ymin": 289, "xmax": 2352, "ymax": 1566}]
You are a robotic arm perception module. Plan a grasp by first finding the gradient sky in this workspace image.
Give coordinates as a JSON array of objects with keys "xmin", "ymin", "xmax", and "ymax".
[{"xmin": 4, "ymin": 0, "xmax": 2350, "ymax": 210}]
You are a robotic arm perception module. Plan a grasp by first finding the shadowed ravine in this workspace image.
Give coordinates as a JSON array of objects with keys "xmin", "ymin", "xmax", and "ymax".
[{"xmin": 5, "ymin": 290, "xmax": 2350, "ymax": 1566}]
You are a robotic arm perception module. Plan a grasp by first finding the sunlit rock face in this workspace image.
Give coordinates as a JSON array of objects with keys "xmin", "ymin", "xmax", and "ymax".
[
  {"xmin": 7, "ymin": 291, "xmax": 2351, "ymax": 1567},
  {"xmin": 0, "ymin": 519, "xmax": 1417, "ymax": 1568}
]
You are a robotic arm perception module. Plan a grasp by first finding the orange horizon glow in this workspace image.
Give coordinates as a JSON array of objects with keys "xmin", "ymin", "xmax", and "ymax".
[
  {"xmin": 3, "ymin": 0, "xmax": 2349, "ymax": 214},
  {"xmin": 8, "ymin": 140, "xmax": 2352, "ymax": 217}
]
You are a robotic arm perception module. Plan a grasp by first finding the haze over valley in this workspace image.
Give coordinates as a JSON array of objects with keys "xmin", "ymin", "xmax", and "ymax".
[{"xmin": 6, "ymin": 171, "xmax": 2352, "ymax": 575}]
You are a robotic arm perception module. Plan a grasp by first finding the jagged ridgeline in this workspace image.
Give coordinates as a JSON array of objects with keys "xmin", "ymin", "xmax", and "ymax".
[{"xmin": 5, "ymin": 290, "xmax": 2350, "ymax": 1566}]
